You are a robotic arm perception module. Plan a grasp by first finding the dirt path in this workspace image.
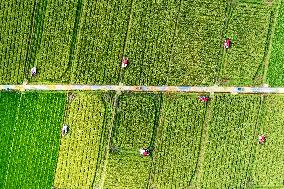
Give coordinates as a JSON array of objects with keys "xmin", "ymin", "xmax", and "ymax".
[{"xmin": 2, "ymin": 84, "xmax": 284, "ymax": 94}]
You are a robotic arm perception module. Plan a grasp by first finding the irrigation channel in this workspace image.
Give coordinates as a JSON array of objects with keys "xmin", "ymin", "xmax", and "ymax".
[{"xmin": 1, "ymin": 84, "xmax": 284, "ymax": 94}]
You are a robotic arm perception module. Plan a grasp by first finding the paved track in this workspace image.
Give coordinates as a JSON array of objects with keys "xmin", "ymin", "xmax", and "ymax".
[{"xmin": 1, "ymin": 84, "xmax": 284, "ymax": 94}]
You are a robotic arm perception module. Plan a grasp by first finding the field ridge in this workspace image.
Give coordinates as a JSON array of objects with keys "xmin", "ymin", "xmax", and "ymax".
[
  {"xmin": 194, "ymin": 94, "xmax": 215, "ymax": 188},
  {"xmin": 98, "ymin": 91, "xmax": 120, "ymax": 189}
]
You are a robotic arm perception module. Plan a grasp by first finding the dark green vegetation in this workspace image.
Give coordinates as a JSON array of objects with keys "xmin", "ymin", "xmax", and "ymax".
[
  {"xmin": 0, "ymin": 92, "xmax": 20, "ymax": 187},
  {"xmin": 0, "ymin": 0, "xmax": 282, "ymax": 86},
  {"xmin": 0, "ymin": 92, "xmax": 65, "ymax": 189}
]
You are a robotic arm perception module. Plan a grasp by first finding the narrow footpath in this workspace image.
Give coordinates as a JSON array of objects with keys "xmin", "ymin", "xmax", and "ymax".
[{"xmin": 1, "ymin": 84, "xmax": 284, "ymax": 94}]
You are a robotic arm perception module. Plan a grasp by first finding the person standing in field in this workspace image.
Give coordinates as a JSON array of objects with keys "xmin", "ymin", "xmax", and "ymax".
[
  {"xmin": 139, "ymin": 148, "xmax": 150, "ymax": 157},
  {"xmin": 224, "ymin": 38, "xmax": 231, "ymax": 49},
  {"xmin": 121, "ymin": 57, "xmax": 129, "ymax": 68},
  {"xmin": 198, "ymin": 96, "xmax": 209, "ymax": 102},
  {"xmin": 258, "ymin": 134, "xmax": 266, "ymax": 144},
  {"xmin": 62, "ymin": 124, "xmax": 69, "ymax": 137},
  {"xmin": 31, "ymin": 67, "xmax": 37, "ymax": 76}
]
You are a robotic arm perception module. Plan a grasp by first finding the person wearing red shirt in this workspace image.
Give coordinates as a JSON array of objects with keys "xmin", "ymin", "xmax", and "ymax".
[
  {"xmin": 198, "ymin": 96, "xmax": 209, "ymax": 102},
  {"xmin": 258, "ymin": 134, "xmax": 266, "ymax": 144},
  {"xmin": 139, "ymin": 148, "xmax": 150, "ymax": 157},
  {"xmin": 121, "ymin": 57, "xmax": 129, "ymax": 68},
  {"xmin": 224, "ymin": 38, "xmax": 231, "ymax": 49}
]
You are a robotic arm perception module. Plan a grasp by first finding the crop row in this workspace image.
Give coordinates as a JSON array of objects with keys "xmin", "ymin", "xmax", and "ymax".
[
  {"xmin": 167, "ymin": 0, "xmax": 226, "ymax": 86},
  {"xmin": 0, "ymin": 92, "xmax": 20, "ymax": 187},
  {"xmin": 123, "ymin": 0, "xmax": 227, "ymax": 86},
  {"xmin": 49, "ymin": 92, "xmax": 284, "ymax": 188},
  {"xmin": 122, "ymin": 0, "xmax": 179, "ymax": 86}
]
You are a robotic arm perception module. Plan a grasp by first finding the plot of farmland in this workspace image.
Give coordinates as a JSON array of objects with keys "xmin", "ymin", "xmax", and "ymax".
[
  {"xmin": 168, "ymin": 0, "xmax": 226, "ymax": 86},
  {"xmin": 200, "ymin": 94, "xmax": 261, "ymax": 189},
  {"xmin": 3, "ymin": 92, "xmax": 65, "ymax": 189},
  {"xmin": 0, "ymin": 1, "xmax": 34, "ymax": 84},
  {"xmin": 149, "ymin": 94, "xmax": 207, "ymax": 189},
  {"xmin": 253, "ymin": 95, "xmax": 284, "ymax": 187},
  {"xmin": 28, "ymin": 0, "xmax": 79, "ymax": 83},
  {"xmin": 54, "ymin": 92, "xmax": 114, "ymax": 188},
  {"xmin": 124, "ymin": 0, "xmax": 226, "ymax": 86},
  {"xmin": 267, "ymin": 0, "xmax": 284, "ymax": 86},
  {"xmin": 0, "ymin": 92, "xmax": 20, "ymax": 187},
  {"xmin": 71, "ymin": 0, "xmax": 132, "ymax": 84},
  {"xmin": 123, "ymin": 0, "xmax": 179, "ymax": 85},
  {"xmin": 220, "ymin": 1, "xmax": 272, "ymax": 85},
  {"xmin": 104, "ymin": 93, "xmax": 161, "ymax": 188}
]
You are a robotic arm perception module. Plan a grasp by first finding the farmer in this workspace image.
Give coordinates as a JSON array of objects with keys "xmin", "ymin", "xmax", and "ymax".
[
  {"xmin": 224, "ymin": 38, "xmax": 231, "ymax": 49},
  {"xmin": 258, "ymin": 134, "xmax": 266, "ymax": 144},
  {"xmin": 31, "ymin": 67, "xmax": 37, "ymax": 76},
  {"xmin": 198, "ymin": 96, "xmax": 209, "ymax": 102},
  {"xmin": 139, "ymin": 148, "xmax": 150, "ymax": 157},
  {"xmin": 62, "ymin": 124, "xmax": 69, "ymax": 137},
  {"xmin": 121, "ymin": 57, "xmax": 129, "ymax": 68}
]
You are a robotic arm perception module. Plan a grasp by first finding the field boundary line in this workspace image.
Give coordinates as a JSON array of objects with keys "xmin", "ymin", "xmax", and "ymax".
[
  {"xmin": 23, "ymin": 0, "xmax": 39, "ymax": 80},
  {"xmin": 97, "ymin": 91, "xmax": 120, "ymax": 189},
  {"xmin": 215, "ymin": 0, "xmax": 234, "ymax": 85},
  {"xmin": 166, "ymin": 0, "xmax": 183, "ymax": 85},
  {"xmin": 70, "ymin": 0, "xmax": 88, "ymax": 83},
  {"xmin": 52, "ymin": 92, "xmax": 71, "ymax": 188},
  {"xmin": 66, "ymin": 0, "xmax": 85, "ymax": 82},
  {"xmin": 121, "ymin": 0, "xmax": 134, "ymax": 56},
  {"xmin": 119, "ymin": 0, "xmax": 135, "ymax": 84},
  {"xmin": 146, "ymin": 94, "xmax": 164, "ymax": 189},
  {"xmin": 4, "ymin": 84, "xmax": 284, "ymax": 94},
  {"xmin": 193, "ymin": 93, "xmax": 215, "ymax": 188},
  {"xmin": 248, "ymin": 94, "xmax": 265, "ymax": 188}
]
